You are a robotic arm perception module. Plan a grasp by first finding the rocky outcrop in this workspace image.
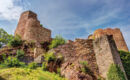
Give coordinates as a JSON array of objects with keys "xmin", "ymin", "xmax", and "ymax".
[
  {"xmin": 93, "ymin": 35, "xmax": 128, "ymax": 80},
  {"xmin": 89, "ymin": 28, "xmax": 129, "ymax": 52},
  {"xmin": 15, "ymin": 11, "xmax": 51, "ymax": 43}
]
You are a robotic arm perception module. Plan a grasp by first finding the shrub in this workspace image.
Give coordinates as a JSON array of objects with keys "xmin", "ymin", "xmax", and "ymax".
[
  {"xmin": 44, "ymin": 52, "xmax": 56, "ymax": 62},
  {"xmin": 28, "ymin": 62, "xmax": 38, "ymax": 69},
  {"xmin": 42, "ymin": 62, "xmax": 48, "ymax": 71},
  {"xmin": 2, "ymin": 56, "xmax": 25, "ymax": 67},
  {"xmin": 107, "ymin": 63, "xmax": 126, "ymax": 80},
  {"xmin": 57, "ymin": 68, "xmax": 61, "ymax": 75},
  {"xmin": 80, "ymin": 61, "xmax": 88, "ymax": 66},
  {"xmin": 16, "ymin": 50, "xmax": 24, "ymax": 59},
  {"xmin": 119, "ymin": 50, "xmax": 130, "ymax": 79},
  {"xmin": 80, "ymin": 61, "xmax": 90, "ymax": 74},
  {"xmin": 8, "ymin": 35, "xmax": 23, "ymax": 47},
  {"xmin": 49, "ymin": 35, "xmax": 66, "ymax": 49}
]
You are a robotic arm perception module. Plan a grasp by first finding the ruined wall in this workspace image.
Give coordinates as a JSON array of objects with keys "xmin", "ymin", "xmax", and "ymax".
[
  {"xmin": 91, "ymin": 28, "xmax": 129, "ymax": 52},
  {"xmin": 53, "ymin": 39, "xmax": 99, "ymax": 80},
  {"xmin": 93, "ymin": 35, "xmax": 127, "ymax": 79},
  {"xmin": 15, "ymin": 11, "xmax": 51, "ymax": 42}
]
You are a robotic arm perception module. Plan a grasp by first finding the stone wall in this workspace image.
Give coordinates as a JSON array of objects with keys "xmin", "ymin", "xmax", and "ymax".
[
  {"xmin": 93, "ymin": 35, "xmax": 128, "ymax": 80},
  {"xmin": 91, "ymin": 28, "xmax": 129, "ymax": 52},
  {"xmin": 53, "ymin": 39, "xmax": 99, "ymax": 80},
  {"xmin": 15, "ymin": 11, "xmax": 51, "ymax": 43}
]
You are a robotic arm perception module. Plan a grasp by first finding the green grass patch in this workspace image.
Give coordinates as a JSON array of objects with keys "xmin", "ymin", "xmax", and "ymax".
[{"xmin": 0, "ymin": 68, "xmax": 67, "ymax": 80}]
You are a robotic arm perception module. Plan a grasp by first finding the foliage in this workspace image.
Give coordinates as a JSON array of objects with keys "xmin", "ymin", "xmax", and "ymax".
[
  {"xmin": 40, "ymin": 24, "xmax": 43, "ymax": 26},
  {"xmin": 107, "ymin": 63, "xmax": 126, "ymax": 80},
  {"xmin": 79, "ymin": 61, "xmax": 90, "ymax": 74},
  {"xmin": 119, "ymin": 50, "xmax": 130, "ymax": 79},
  {"xmin": 49, "ymin": 35, "xmax": 66, "ymax": 49},
  {"xmin": 42, "ymin": 62, "xmax": 48, "ymax": 71},
  {"xmin": 8, "ymin": 35, "xmax": 23, "ymax": 47},
  {"xmin": 16, "ymin": 50, "xmax": 25, "ymax": 59},
  {"xmin": 80, "ymin": 61, "xmax": 88, "ymax": 66},
  {"xmin": 0, "ymin": 68, "xmax": 67, "ymax": 80},
  {"xmin": 28, "ymin": 62, "xmax": 38, "ymax": 69},
  {"xmin": 0, "ymin": 28, "xmax": 13, "ymax": 47},
  {"xmin": 44, "ymin": 52, "xmax": 56, "ymax": 62},
  {"xmin": 1, "ymin": 56, "xmax": 25, "ymax": 68},
  {"xmin": 57, "ymin": 68, "xmax": 61, "ymax": 75},
  {"xmin": 1, "ymin": 53, "xmax": 6, "ymax": 60}
]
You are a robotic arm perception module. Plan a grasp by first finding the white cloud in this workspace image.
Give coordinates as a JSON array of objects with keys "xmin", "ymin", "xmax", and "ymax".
[{"xmin": 0, "ymin": 0, "xmax": 23, "ymax": 21}]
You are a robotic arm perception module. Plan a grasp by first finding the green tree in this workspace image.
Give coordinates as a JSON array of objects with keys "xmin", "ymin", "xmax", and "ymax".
[
  {"xmin": 49, "ymin": 35, "xmax": 66, "ymax": 49},
  {"xmin": 0, "ymin": 28, "xmax": 13, "ymax": 47}
]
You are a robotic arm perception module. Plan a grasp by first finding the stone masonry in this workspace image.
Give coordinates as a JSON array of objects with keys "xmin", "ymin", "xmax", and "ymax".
[
  {"xmin": 15, "ymin": 11, "xmax": 51, "ymax": 43},
  {"xmin": 90, "ymin": 28, "xmax": 129, "ymax": 52},
  {"xmin": 93, "ymin": 35, "xmax": 128, "ymax": 80}
]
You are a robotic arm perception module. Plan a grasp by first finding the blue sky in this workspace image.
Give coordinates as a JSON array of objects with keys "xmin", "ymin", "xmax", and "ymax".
[{"xmin": 0, "ymin": 0, "xmax": 130, "ymax": 50}]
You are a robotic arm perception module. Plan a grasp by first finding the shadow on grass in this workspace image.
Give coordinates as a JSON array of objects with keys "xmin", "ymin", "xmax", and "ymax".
[{"xmin": 0, "ymin": 76, "xmax": 5, "ymax": 80}]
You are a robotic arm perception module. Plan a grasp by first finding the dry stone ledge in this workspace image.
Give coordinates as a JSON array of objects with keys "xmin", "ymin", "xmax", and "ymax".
[{"xmin": 93, "ymin": 35, "xmax": 128, "ymax": 80}]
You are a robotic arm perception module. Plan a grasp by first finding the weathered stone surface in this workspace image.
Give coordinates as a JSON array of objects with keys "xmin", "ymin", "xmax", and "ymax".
[
  {"xmin": 52, "ymin": 39, "xmax": 99, "ymax": 80},
  {"xmin": 15, "ymin": 11, "xmax": 51, "ymax": 43},
  {"xmin": 91, "ymin": 28, "xmax": 129, "ymax": 52},
  {"xmin": 93, "ymin": 35, "xmax": 128, "ymax": 80}
]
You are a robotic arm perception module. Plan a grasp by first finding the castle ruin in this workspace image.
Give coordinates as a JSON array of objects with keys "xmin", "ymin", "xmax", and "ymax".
[{"xmin": 13, "ymin": 11, "xmax": 129, "ymax": 80}]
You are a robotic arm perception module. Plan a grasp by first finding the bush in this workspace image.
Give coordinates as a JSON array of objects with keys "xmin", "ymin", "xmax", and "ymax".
[
  {"xmin": 80, "ymin": 61, "xmax": 90, "ymax": 74},
  {"xmin": 119, "ymin": 50, "xmax": 130, "ymax": 79},
  {"xmin": 107, "ymin": 63, "xmax": 126, "ymax": 80},
  {"xmin": 42, "ymin": 62, "xmax": 48, "ymax": 71},
  {"xmin": 44, "ymin": 52, "xmax": 56, "ymax": 62},
  {"xmin": 28, "ymin": 62, "xmax": 38, "ymax": 69},
  {"xmin": 8, "ymin": 35, "xmax": 23, "ymax": 47},
  {"xmin": 16, "ymin": 50, "xmax": 24, "ymax": 59},
  {"xmin": 2, "ymin": 56, "xmax": 25, "ymax": 67},
  {"xmin": 49, "ymin": 35, "xmax": 66, "ymax": 49}
]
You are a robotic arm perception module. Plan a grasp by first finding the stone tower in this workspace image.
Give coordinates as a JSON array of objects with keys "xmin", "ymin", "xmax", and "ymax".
[
  {"xmin": 93, "ymin": 35, "xmax": 128, "ymax": 80},
  {"xmin": 15, "ymin": 11, "xmax": 51, "ymax": 43},
  {"xmin": 90, "ymin": 28, "xmax": 129, "ymax": 52}
]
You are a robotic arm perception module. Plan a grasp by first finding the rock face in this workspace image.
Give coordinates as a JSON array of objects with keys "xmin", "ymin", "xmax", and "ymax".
[
  {"xmin": 93, "ymin": 35, "xmax": 128, "ymax": 80},
  {"xmin": 90, "ymin": 28, "xmax": 129, "ymax": 52},
  {"xmin": 15, "ymin": 11, "xmax": 51, "ymax": 43}
]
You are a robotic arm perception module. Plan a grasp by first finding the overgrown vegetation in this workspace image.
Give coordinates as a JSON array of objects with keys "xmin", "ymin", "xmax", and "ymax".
[
  {"xmin": 49, "ymin": 35, "xmax": 66, "ymax": 49},
  {"xmin": 79, "ymin": 61, "xmax": 90, "ymax": 74},
  {"xmin": 8, "ymin": 35, "xmax": 23, "ymax": 47},
  {"xmin": 28, "ymin": 62, "xmax": 38, "ymax": 69},
  {"xmin": 42, "ymin": 62, "xmax": 48, "ymax": 71},
  {"xmin": 107, "ymin": 63, "xmax": 126, "ymax": 80},
  {"xmin": 119, "ymin": 50, "xmax": 130, "ymax": 79},
  {"xmin": 0, "ymin": 56, "xmax": 25, "ymax": 68},
  {"xmin": 16, "ymin": 49, "xmax": 25, "ymax": 59},
  {"xmin": 44, "ymin": 52, "xmax": 56, "ymax": 62}
]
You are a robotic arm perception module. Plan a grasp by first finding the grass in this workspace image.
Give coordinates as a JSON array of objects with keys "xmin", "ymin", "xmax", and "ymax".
[{"xmin": 0, "ymin": 68, "xmax": 66, "ymax": 80}]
